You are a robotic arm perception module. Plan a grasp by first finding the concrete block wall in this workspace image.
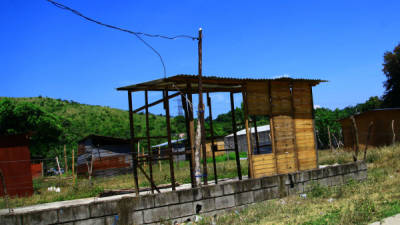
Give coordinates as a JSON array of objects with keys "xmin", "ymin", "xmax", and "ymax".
[{"xmin": 0, "ymin": 161, "xmax": 367, "ymax": 225}]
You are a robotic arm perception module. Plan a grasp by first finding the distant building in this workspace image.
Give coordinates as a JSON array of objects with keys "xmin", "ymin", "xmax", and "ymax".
[
  {"xmin": 224, "ymin": 125, "xmax": 272, "ymax": 154},
  {"xmin": 339, "ymin": 108, "xmax": 400, "ymax": 149},
  {"xmin": 77, "ymin": 135, "xmax": 132, "ymax": 177},
  {"xmin": 0, "ymin": 134, "xmax": 34, "ymax": 197},
  {"xmin": 152, "ymin": 138, "xmax": 187, "ymax": 162}
]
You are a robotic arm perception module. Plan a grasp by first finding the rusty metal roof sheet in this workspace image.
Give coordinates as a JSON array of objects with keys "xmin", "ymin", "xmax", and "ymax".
[{"xmin": 117, "ymin": 74, "xmax": 326, "ymax": 92}]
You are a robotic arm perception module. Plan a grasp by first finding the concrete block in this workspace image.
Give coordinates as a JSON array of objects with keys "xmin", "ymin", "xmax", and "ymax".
[
  {"xmin": 358, "ymin": 162, "xmax": 367, "ymax": 171},
  {"xmin": 261, "ymin": 176, "xmax": 279, "ymax": 188},
  {"xmin": 241, "ymin": 179, "xmax": 261, "ymax": 191},
  {"xmin": 104, "ymin": 215, "xmax": 119, "ymax": 225},
  {"xmin": 329, "ymin": 166, "xmax": 340, "ymax": 177},
  {"xmin": 222, "ymin": 181, "xmax": 243, "ymax": 195},
  {"xmin": 143, "ymin": 206, "xmax": 169, "ymax": 223},
  {"xmin": 253, "ymin": 189, "xmax": 269, "ymax": 202},
  {"xmin": 343, "ymin": 173, "xmax": 356, "ymax": 183},
  {"xmin": 154, "ymin": 191, "xmax": 179, "ymax": 207},
  {"xmin": 178, "ymin": 188, "xmax": 194, "ymax": 203},
  {"xmin": 193, "ymin": 198, "xmax": 216, "ymax": 213},
  {"xmin": 192, "ymin": 188, "xmax": 203, "ymax": 200},
  {"xmin": 234, "ymin": 191, "xmax": 254, "ymax": 206},
  {"xmin": 90, "ymin": 200, "xmax": 118, "ymax": 217},
  {"xmin": 215, "ymin": 195, "xmax": 235, "ymax": 209},
  {"xmin": 169, "ymin": 202, "xmax": 194, "ymax": 219},
  {"xmin": 318, "ymin": 177, "xmax": 331, "ymax": 187},
  {"xmin": 201, "ymin": 184, "xmax": 223, "ymax": 198},
  {"xmin": 59, "ymin": 205, "xmax": 90, "ymax": 222},
  {"xmin": 22, "ymin": 209, "xmax": 58, "ymax": 225},
  {"xmin": 74, "ymin": 217, "xmax": 104, "ymax": 225},
  {"xmin": 330, "ymin": 175, "xmax": 343, "ymax": 186},
  {"xmin": 342, "ymin": 163, "xmax": 351, "ymax": 174},
  {"xmin": 0, "ymin": 214, "xmax": 22, "ymax": 225},
  {"xmin": 303, "ymin": 180, "xmax": 313, "ymax": 192},
  {"xmin": 311, "ymin": 169, "xmax": 322, "ymax": 180},
  {"xmin": 299, "ymin": 171, "xmax": 311, "ymax": 182},
  {"xmin": 349, "ymin": 163, "xmax": 358, "ymax": 173}
]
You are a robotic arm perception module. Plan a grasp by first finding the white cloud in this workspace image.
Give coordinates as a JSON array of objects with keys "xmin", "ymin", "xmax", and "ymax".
[
  {"xmin": 314, "ymin": 104, "xmax": 321, "ymax": 109},
  {"xmin": 272, "ymin": 74, "xmax": 291, "ymax": 79}
]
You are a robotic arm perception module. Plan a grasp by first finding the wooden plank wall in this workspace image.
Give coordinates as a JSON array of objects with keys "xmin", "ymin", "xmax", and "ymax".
[
  {"xmin": 292, "ymin": 82, "xmax": 317, "ymax": 170},
  {"xmin": 247, "ymin": 81, "xmax": 317, "ymax": 178}
]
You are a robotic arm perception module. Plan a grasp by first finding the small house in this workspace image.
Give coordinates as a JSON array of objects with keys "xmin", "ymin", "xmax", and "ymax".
[{"xmin": 77, "ymin": 135, "xmax": 132, "ymax": 177}]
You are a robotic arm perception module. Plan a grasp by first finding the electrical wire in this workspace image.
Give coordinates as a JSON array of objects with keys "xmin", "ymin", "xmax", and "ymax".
[{"xmin": 46, "ymin": 0, "xmax": 198, "ymax": 78}]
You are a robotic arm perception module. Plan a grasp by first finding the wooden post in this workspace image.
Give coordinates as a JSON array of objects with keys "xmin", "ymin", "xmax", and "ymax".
[
  {"xmin": 207, "ymin": 92, "xmax": 218, "ymax": 184},
  {"xmin": 41, "ymin": 161, "xmax": 44, "ymax": 177},
  {"xmin": 164, "ymin": 89, "xmax": 176, "ymax": 190},
  {"xmin": 328, "ymin": 126, "xmax": 333, "ymax": 152},
  {"xmin": 242, "ymin": 87, "xmax": 254, "ymax": 178},
  {"xmin": 64, "ymin": 144, "xmax": 68, "ymax": 173},
  {"xmin": 350, "ymin": 115, "xmax": 359, "ymax": 161},
  {"xmin": 128, "ymin": 91, "xmax": 139, "ymax": 195},
  {"xmin": 195, "ymin": 28, "xmax": 208, "ymax": 185},
  {"xmin": 56, "ymin": 156, "xmax": 62, "ymax": 177},
  {"xmin": 181, "ymin": 92, "xmax": 195, "ymax": 187},
  {"xmin": 230, "ymin": 91, "xmax": 242, "ymax": 180},
  {"xmin": 158, "ymin": 147, "xmax": 161, "ymax": 172},
  {"xmin": 364, "ymin": 121, "xmax": 374, "ymax": 161},
  {"xmin": 72, "ymin": 148, "xmax": 75, "ymax": 185},
  {"xmin": 392, "ymin": 120, "xmax": 396, "ymax": 145},
  {"xmin": 269, "ymin": 81, "xmax": 279, "ymax": 174},
  {"xmin": 0, "ymin": 169, "xmax": 11, "ymax": 213},
  {"xmin": 145, "ymin": 90, "xmax": 155, "ymax": 193},
  {"xmin": 253, "ymin": 116, "xmax": 260, "ymax": 154}
]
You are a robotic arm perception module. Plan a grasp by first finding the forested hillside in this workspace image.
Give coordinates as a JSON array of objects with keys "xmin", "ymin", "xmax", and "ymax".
[{"xmin": 0, "ymin": 95, "xmax": 384, "ymax": 159}]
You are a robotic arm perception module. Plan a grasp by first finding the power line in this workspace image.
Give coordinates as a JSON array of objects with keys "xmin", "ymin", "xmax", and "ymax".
[{"xmin": 46, "ymin": 0, "xmax": 198, "ymax": 77}]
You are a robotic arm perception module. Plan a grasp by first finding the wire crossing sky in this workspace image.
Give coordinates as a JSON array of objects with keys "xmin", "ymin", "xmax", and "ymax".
[{"xmin": 1, "ymin": 0, "xmax": 400, "ymax": 116}]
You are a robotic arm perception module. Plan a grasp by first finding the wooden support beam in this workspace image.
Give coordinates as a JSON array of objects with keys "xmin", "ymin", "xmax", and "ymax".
[
  {"xmin": 351, "ymin": 115, "xmax": 359, "ymax": 162},
  {"xmin": 128, "ymin": 91, "xmax": 139, "ymax": 195},
  {"xmin": 253, "ymin": 116, "xmax": 260, "ymax": 154},
  {"xmin": 268, "ymin": 81, "xmax": 279, "ymax": 174},
  {"xmin": 137, "ymin": 164, "xmax": 161, "ymax": 193},
  {"xmin": 164, "ymin": 90, "xmax": 176, "ymax": 191},
  {"xmin": 207, "ymin": 92, "xmax": 218, "ymax": 184},
  {"xmin": 230, "ymin": 91, "xmax": 242, "ymax": 180},
  {"xmin": 181, "ymin": 93, "xmax": 195, "ymax": 187},
  {"xmin": 145, "ymin": 90, "xmax": 155, "ymax": 193},
  {"xmin": 132, "ymin": 92, "xmax": 180, "ymax": 114},
  {"xmin": 242, "ymin": 87, "xmax": 254, "ymax": 178},
  {"xmin": 187, "ymin": 83, "xmax": 196, "ymax": 187}
]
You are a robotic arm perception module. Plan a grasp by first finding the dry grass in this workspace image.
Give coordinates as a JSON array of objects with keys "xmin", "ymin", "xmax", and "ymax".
[
  {"xmin": 0, "ymin": 156, "xmax": 247, "ymax": 209},
  {"xmin": 198, "ymin": 144, "xmax": 400, "ymax": 225}
]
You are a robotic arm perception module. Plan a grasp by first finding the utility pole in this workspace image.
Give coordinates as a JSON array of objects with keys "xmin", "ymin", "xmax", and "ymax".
[{"xmin": 194, "ymin": 28, "xmax": 208, "ymax": 186}]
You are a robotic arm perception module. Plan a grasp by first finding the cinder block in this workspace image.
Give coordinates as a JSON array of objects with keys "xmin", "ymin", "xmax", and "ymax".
[
  {"xmin": 261, "ymin": 176, "xmax": 279, "ymax": 188},
  {"xmin": 234, "ymin": 191, "xmax": 254, "ymax": 206},
  {"xmin": 318, "ymin": 177, "xmax": 331, "ymax": 187},
  {"xmin": 222, "ymin": 182, "xmax": 242, "ymax": 195},
  {"xmin": 343, "ymin": 173, "xmax": 356, "ymax": 183},
  {"xmin": 193, "ymin": 198, "xmax": 216, "ymax": 213},
  {"xmin": 154, "ymin": 191, "xmax": 179, "ymax": 207},
  {"xmin": 299, "ymin": 171, "xmax": 311, "ymax": 182},
  {"xmin": 329, "ymin": 166, "xmax": 340, "ymax": 177},
  {"xmin": 74, "ymin": 217, "xmax": 104, "ymax": 225},
  {"xmin": 201, "ymin": 184, "xmax": 223, "ymax": 198},
  {"xmin": 143, "ymin": 206, "xmax": 169, "ymax": 223},
  {"xmin": 303, "ymin": 180, "xmax": 313, "ymax": 192},
  {"xmin": 90, "ymin": 200, "xmax": 118, "ymax": 217},
  {"xmin": 349, "ymin": 163, "xmax": 358, "ymax": 173},
  {"xmin": 215, "ymin": 195, "xmax": 235, "ymax": 209},
  {"xmin": 178, "ymin": 188, "xmax": 194, "ymax": 203},
  {"xmin": 253, "ymin": 189, "xmax": 269, "ymax": 202},
  {"xmin": 358, "ymin": 162, "xmax": 368, "ymax": 171},
  {"xmin": 0, "ymin": 214, "xmax": 22, "ymax": 225},
  {"xmin": 59, "ymin": 205, "xmax": 90, "ymax": 222},
  {"xmin": 241, "ymin": 179, "xmax": 261, "ymax": 191},
  {"xmin": 22, "ymin": 209, "xmax": 58, "ymax": 225},
  {"xmin": 330, "ymin": 175, "xmax": 343, "ymax": 186},
  {"xmin": 192, "ymin": 188, "xmax": 203, "ymax": 200},
  {"xmin": 311, "ymin": 169, "xmax": 322, "ymax": 180},
  {"xmin": 104, "ymin": 215, "xmax": 118, "ymax": 225},
  {"xmin": 169, "ymin": 202, "xmax": 194, "ymax": 219}
]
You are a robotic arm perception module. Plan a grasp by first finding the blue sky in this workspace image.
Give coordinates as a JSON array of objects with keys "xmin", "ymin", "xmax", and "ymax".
[{"xmin": 1, "ymin": 0, "xmax": 400, "ymax": 116}]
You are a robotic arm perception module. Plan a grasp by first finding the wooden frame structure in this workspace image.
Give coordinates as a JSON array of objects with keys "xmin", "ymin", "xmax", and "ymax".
[{"xmin": 117, "ymin": 75, "xmax": 325, "ymax": 194}]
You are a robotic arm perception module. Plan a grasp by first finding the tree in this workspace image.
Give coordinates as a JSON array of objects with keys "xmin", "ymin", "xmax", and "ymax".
[
  {"xmin": 382, "ymin": 43, "xmax": 400, "ymax": 107},
  {"xmin": 0, "ymin": 98, "xmax": 64, "ymax": 157}
]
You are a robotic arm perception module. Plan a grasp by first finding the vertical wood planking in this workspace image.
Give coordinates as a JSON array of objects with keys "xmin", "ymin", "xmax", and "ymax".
[
  {"xmin": 164, "ymin": 90, "xmax": 176, "ymax": 190},
  {"xmin": 128, "ymin": 91, "xmax": 139, "ymax": 195},
  {"xmin": 230, "ymin": 91, "xmax": 242, "ymax": 180}
]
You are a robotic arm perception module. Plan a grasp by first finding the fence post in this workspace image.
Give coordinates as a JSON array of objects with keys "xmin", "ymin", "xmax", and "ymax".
[
  {"xmin": 350, "ymin": 116, "xmax": 359, "ymax": 161},
  {"xmin": 392, "ymin": 120, "xmax": 396, "ymax": 145},
  {"xmin": 64, "ymin": 144, "xmax": 68, "ymax": 173},
  {"xmin": 0, "ymin": 169, "xmax": 12, "ymax": 213},
  {"xmin": 72, "ymin": 148, "xmax": 75, "ymax": 185}
]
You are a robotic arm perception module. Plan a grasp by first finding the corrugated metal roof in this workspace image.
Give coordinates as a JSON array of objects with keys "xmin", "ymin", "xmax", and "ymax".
[{"xmin": 117, "ymin": 74, "xmax": 326, "ymax": 91}]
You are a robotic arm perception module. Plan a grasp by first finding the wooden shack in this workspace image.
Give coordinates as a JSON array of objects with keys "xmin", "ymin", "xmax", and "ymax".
[
  {"xmin": 339, "ymin": 108, "xmax": 400, "ymax": 149},
  {"xmin": 117, "ymin": 75, "xmax": 324, "ymax": 193},
  {"xmin": 77, "ymin": 135, "xmax": 132, "ymax": 177},
  {"xmin": 0, "ymin": 134, "xmax": 34, "ymax": 197}
]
